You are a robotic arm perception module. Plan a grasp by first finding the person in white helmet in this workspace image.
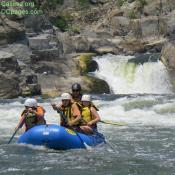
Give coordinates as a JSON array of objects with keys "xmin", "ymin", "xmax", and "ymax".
[
  {"xmin": 51, "ymin": 93, "xmax": 81, "ymax": 127},
  {"xmin": 16, "ymin": 98, "xmax": 46, "ymax": 131},
  {"xmin": 79, "ymin": 94, "xmax": 101, "ymax": 134}
]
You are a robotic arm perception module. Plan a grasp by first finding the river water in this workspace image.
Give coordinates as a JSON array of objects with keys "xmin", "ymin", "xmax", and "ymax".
[{"xmin": 1, "ymin": 54, "xmax": 175, "ymax": 175}]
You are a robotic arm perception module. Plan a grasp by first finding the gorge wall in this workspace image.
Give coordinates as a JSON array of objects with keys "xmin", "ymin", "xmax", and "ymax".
[{"xmin": 0, "ymin": 0, "xmax": 175, "ymax": 98}]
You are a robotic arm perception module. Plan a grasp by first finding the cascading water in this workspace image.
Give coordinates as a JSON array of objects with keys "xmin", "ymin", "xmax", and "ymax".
[
  {"xmin": 1, "ymin": 54, "xmax": 175, "ymax": 174},
  {"xmin": 93, "ymin": 54, "xmax": 173, "ymax": 94}
]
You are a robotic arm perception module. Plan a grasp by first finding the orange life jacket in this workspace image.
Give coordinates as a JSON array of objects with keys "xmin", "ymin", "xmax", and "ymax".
[{"xmin": 21, "ymin": 106, "xmax": 46, "ymax": 131}]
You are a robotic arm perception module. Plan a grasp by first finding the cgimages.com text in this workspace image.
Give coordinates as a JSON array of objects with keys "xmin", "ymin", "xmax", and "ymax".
[{"xmin": 0, "ymin": 1, "xmax": 43, "ymax": 15}]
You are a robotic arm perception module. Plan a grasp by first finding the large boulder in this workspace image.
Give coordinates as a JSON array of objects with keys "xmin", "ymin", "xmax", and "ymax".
[
  {"xmin": 82, "ymin": 76, "xmax": 110, "ymax": 94},
  {"xmin": 0, "ymin": 15, "xmax": 25, "ymax": 45},
  {"xmin": 161, "ymin": 41, "xmax": 175, "ymax": 90},
  {"xmin": 0, "ymin": 51, "xmax": 20, "ymax": 74},
  {"xmin": 28, "ymin": 34, "xmax": 51, "ymax": 50},
  {"xmin": 0, "ymin": 50, "xmax": 42, "ymax": 98},
  {"xmin": 56, "ymin": 32, "xmax": 76, "ymax": 54},
  {"xmin": 0, "ymin": 73, "xmax": 20, "ymax": 99},
  {"xmin": 161, "ymin": 41, "xmax": 175, "ymax": 69}
]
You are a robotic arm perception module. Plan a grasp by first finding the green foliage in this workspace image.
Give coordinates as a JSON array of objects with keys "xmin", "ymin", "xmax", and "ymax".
[
  {"xmin": 116, "ymin": 0, "xmax": 126, "ymax": 7},
  {"xmin": 79, "ymin": 53, "xmax": 96, "ymax": 74},
  {"xmin": 55, "ymin": 16, "xmax": 68, "ymax": 31}
]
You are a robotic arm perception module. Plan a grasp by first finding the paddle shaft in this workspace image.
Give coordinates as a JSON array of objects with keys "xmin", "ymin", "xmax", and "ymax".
[
  {"xmin": 8, "ymin": 128, "xmax": 19, "ymax": 144},
  {"xmin": 8, "ymin": 112, "xmax": 28, "ymax": 144},
  {"xmin": 100, "ymin": 120, "xmax": 125, "ymax": 126},
  {"xmin": 56, "ymin": 108, "xmax": 87, "ymax": 148}
]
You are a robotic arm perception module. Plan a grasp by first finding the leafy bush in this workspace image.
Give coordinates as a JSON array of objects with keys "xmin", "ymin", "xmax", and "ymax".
[
  {"xmin": 116, "ymin": 0, "xmax": 125, "ymax": 7},
  {"xmin": 55, "ymin": 16, "xmax": 68, "ymax": 31}
]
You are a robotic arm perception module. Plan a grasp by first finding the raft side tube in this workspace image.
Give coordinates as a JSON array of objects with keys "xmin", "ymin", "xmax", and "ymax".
[{"xmin": 17, "ymin": 125, "xmax": 105, "ymax": 150}]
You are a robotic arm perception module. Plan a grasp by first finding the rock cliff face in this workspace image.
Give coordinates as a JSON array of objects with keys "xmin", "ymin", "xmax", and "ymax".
[
  {"xmin": 161, "ymin": 40, "xmax": 175, "ymax": 89},
  {"xmin": 0, "ymin": 15, "xmax": 25, "ymax": 45},
  {"xmin": 0, "ymin": 51, "xmax": 20, "ymax": 98},
  {"xmin": 0, "ymin": 0, "xmax": 175, "ymax": 98}
]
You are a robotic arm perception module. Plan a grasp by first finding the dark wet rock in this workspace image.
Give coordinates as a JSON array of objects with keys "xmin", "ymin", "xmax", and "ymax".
[
  {"xmin": 31, "ymin": 49, "xmax": 60, "ymax": 63},
  {"xmin": 129, "ymin": 53, "xmax": 161, "ymax": 64},
  {"xmin": 0, "ymin": 15, "xmax": 25, "ymax": 45},
  {"xmin": 0, "ymin": 51, "xmax": 21, "ymax": 74},
  {"xmin": 0, "ymin": 73, "xmax": 20, "ymax": 99},
  {"xmin": 83, "ymin": 76, "xmax": 110, "ymax": 94},
  {"xmin": 24, "ymin": 15, "xmax": 53, "ymax": 33}
]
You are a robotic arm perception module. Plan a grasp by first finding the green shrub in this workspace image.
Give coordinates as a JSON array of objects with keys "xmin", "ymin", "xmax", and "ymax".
[
  {"xmin": 116, "ymin": 0, "xmax": 125, "ymax": 7},
  {"xmin": 79, "ymin": 53, "xmax": 96, "ymax": 74},
  {"xmin": 55, "ymin": 16, "xmax": 68, "ymax": 31}
]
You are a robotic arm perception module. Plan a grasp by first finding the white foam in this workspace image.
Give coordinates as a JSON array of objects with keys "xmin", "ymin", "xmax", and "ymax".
[
  {"xmin": 94, "ymin": 54, "xmax": 173, "ymax": 94},
  {"xmin": 98, "ymin": 96, "xmax": 175, "ymax": 127},
  {"xmin": 0, "ymin": 101, "xmax": 60, "ymax": 135},
  {"xmin": 1, "ymin": 95, "xmax": 175, "ymax": 136}
]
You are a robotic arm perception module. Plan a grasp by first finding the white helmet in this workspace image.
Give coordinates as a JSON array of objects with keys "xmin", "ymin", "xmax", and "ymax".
[
  {"xmin": 24, "ymin": 98, "xmax": 37, "ymax": 107},
  {"xmin": 81, "ymin": 94, "xmax": 91, "ymax": 102},
  {"xmin": 61, "ymin": 93, "xmax": 71, "ymax": 100}
]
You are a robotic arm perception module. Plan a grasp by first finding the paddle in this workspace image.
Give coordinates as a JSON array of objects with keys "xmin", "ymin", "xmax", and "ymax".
[
  {"xmin": 8, "ymin": 112, "xmax": 28, "ymax": 144},
  {"xmin": 56, "ymin": 108, "xmax": 88, "ymax": 149},
  {"xmin": 8, "ymin": 128, "xmax": 20, "ymax": 144},
  {"xmin": 100, "ymin": 120, "xmax": 126, "ymax": 126}
]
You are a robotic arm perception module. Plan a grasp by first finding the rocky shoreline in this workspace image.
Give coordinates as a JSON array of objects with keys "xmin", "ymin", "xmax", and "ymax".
[{"xmin": 1, "ymin": 0, "xmax": 175, "ymax": 98}]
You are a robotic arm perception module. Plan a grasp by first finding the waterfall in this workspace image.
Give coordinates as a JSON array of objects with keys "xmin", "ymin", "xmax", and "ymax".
[{"xmin": 93, "ymin": 54, "xmax": 172, "ymax": 94}]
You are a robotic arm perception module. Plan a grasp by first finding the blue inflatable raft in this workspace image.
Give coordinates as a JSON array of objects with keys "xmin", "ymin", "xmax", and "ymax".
[{"xmin": 17, "ymin": 124, "xmax": 105, "ymax": 150}]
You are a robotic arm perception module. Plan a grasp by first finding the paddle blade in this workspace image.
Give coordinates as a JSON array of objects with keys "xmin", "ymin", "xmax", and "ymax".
[{"xmin": 100, "ymin": 120, "xmax": 126, "ymax": 126}]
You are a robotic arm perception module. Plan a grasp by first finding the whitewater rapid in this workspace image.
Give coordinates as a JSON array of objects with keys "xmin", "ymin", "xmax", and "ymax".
[
  {"xmin": 93, "ymin": 54, "xmax": 173, "ymax": 94},
  {"xmin": 1, "ymin": 54, "xmax": 175, "ymax": 175},
  {"xmin": 1, "ymin": 94, "xmax": 175, "ymax": 139}
]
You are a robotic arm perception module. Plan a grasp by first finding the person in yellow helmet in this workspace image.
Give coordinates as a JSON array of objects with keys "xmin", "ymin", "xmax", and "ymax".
[
  {"xmin": 16, "ymin": 98, "xmax": 46, "ymax": 132},
  {"xmin": 79, "ymin": 94, "xmax": 100, "ymax": 134},
  {"xmin": 51, "ymin": 93, "xmax": 81, "ymax": 127}
]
